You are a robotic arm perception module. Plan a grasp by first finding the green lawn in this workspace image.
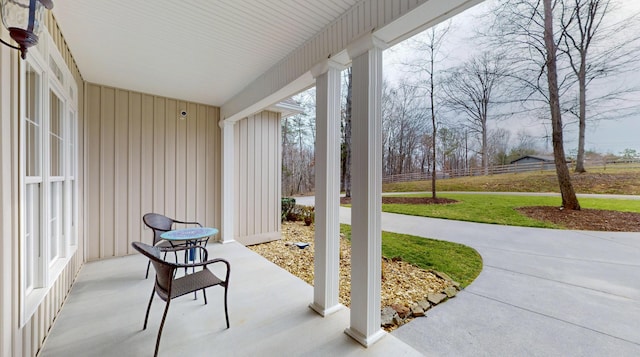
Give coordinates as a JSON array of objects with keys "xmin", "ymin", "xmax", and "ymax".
[
  {"xmin": 382, "ymin": 166, "xmax": 640, "ymax": 195},
  {"xmin": 381, "ymin": 193, "xmax": 640, "ymax": 228},
  {"xmin": 340, "ymin": 224, "xmax": 482, "ymax": 287}
]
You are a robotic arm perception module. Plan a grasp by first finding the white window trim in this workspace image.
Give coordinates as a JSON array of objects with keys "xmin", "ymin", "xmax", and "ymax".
[{"xmin": 20, "ymin": 28, "xmax": 79, "ymax": 327}]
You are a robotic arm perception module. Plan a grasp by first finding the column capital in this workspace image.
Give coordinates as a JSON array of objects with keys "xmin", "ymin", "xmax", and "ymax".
[
  {"xmin": 218, "ymin": 119, "xmax": 236, "ymax": 129},
  {"xmin": 346, "ymin": 33, "xmax": 388, "ymax": 60},
  {"xmin": 310, "ymin": 58, "xmax": 344, "ymax": 78}
]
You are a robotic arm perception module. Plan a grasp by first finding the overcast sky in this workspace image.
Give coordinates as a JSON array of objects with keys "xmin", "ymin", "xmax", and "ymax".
[{"xmin": 383, "ymin": 0, "xmax": 640, "ymax": 155}]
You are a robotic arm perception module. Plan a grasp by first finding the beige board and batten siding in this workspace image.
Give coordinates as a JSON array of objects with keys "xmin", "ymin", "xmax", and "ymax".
[
  {"xmin": 0, "ymin": 13, "xmax": 85, "ymax": 357},
  {"xmin": 84, "ymin": 83, "xmax": 221, "ymax": 261},
  {"xmin": 234, "ymin": 110, "xmax": 281, "ymax": 245}
]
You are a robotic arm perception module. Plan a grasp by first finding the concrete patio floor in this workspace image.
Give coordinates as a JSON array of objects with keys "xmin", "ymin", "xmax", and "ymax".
[{"xmin": 40, "ymin": 242, "xmax": 421, "ymax": 357}]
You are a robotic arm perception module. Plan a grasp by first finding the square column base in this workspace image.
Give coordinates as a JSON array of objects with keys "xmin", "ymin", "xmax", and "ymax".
[
  {"xmin": 309, "ymin": 302, "xmax": 345, "ymax": 317},
  {"xmin": 344, "ymin": 327, "xmax": 386, "ymax": 347}
]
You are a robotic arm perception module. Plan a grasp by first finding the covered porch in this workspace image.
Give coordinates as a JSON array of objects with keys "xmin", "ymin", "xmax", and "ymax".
[
  {"xmin": 39, "ymin": 241, "xmax": 421, "ymax": 356},
  {"xmin": 0, "ymin": 1, "xmax": 485, "ymax": 356}
]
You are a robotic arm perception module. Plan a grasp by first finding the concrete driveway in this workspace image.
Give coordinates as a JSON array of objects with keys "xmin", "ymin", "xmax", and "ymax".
[
  {"xmin": 371, "ymin": 210, "xmax": 640, "ymax": 356},
  {"xmin": 296, "ymin": 195, "xmax": 640, "ymax": 355}
]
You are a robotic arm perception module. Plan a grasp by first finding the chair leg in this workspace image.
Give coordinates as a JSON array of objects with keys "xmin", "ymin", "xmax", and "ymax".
[
  {"xmin": 202, "ymin": 289, "xmax": 207, "ymax": 304},
  {"xmin": 145, "ymin": 261, "xmax": 151, "ymax": 279},
  {"xmin": 154, "ymin": 299, "xmax": 172, "ymax": 357},
  {"xmin": 144, "ymin": 288, "xmax": 155, "ymax": 330},
  {"xmin": 223, "ymin": 286, "xmax": 229, "ymax": 328}
]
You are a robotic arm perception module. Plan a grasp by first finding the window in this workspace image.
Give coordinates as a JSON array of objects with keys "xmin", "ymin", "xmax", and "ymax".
[
  {"xmin": 23, "ymin": 62, "xmax": 42, "ymax": 296},
  {"xmin": 21, "ymin": 29, "xmax": 78, "ymax": 324}
]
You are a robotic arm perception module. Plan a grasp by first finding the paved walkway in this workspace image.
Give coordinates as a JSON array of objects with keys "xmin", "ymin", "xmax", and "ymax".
[{"xmin": 297, "ymin": 195, "xmax": 640, "ymax": 356}]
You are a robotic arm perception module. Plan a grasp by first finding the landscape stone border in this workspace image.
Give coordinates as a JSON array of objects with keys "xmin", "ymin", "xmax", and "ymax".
[{"xmin": 381, "ymin": 270, "xmax": 461, "ymax": 329}]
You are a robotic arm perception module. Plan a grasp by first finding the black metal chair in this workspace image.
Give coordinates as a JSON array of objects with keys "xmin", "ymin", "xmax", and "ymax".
[
  {"xmin": 131, "ymin": 241, "xmax": 230, "ymax": 357},
  {"xmin": 142, "ymin": 213, "xmax": 203, "ymax": 279}
]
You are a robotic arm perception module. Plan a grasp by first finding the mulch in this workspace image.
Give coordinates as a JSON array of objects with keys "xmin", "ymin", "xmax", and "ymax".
[
  {"xmin": 517, "ymin": 206, "xmax": 640, "ymax": 232},
  {"xmin": 340, "ymin": 196, "xmax": 458, "ymax": 205}
]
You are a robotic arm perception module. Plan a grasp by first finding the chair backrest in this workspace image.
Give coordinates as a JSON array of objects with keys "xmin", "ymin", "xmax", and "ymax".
[
  {"xmin": 131, "ymin": 241, "xmax": 175, "ymax": 297},
  {"xmin": 143, "ymin": 213, "xmax": 175, "ymax": 245}
]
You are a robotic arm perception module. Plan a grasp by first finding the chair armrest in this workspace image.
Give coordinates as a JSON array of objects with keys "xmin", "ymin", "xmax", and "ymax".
[{"xmin": 172, "ymin": 219, "xmax": 202, "ymax": 227}]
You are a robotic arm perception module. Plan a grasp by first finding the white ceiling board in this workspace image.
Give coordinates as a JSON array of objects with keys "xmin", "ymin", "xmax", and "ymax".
[{"xmin": 52, "ymin": 0, "xmax": 360, "ymax": 106}]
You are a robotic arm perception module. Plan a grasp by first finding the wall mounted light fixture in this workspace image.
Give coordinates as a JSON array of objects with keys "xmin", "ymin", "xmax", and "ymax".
[{"xmin": 0, "ymin": 0, "xmax": 53, "ymax": 59}]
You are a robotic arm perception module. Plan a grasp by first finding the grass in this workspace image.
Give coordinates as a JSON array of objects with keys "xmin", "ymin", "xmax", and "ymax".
[
  {"xmin": 381, "ymin": 193, "xmax": 640, "ymax": 228},
  {"xmin": 382, "ymin": 166, "xmax": 640, "ymax": 195},
  {"xmin": 340, "ymin": 224, "xmax": 483, "ymax": 287}
]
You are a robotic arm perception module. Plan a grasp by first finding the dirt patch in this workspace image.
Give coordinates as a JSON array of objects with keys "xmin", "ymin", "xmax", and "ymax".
[
  {"xmin": 517, "ymin": 206, "xmax": 640, "ymax": 232},
  {"xmin": 340, "ymin": 196, "xmax": 458, "ymax": 205}
]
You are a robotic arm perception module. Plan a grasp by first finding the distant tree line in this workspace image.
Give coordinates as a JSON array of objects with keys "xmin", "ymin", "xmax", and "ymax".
[{"xmin": 280, "ymin": 0, "xmax": 639, "ymax": 205}]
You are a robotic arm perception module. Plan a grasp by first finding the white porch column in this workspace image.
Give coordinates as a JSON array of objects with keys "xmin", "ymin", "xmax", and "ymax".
[
  {"xmin": 309, "ymin": 60, "xmax": 343, "ymax": 317},
  {"xmin": 344, "ymin": 34, "xmax": 386, "ymax": 347},
  {"xmin": 219, "ymin": 120, "xmax": 236, "ymax": 243}
]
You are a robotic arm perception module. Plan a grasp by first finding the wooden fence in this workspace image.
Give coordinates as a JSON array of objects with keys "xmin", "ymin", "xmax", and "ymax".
[{"xmin": 382, "ymin": 159, "xmax": 640, "ymax": 184}]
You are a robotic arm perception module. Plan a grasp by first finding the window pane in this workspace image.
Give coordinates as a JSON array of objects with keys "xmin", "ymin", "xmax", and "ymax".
[
  {"xmin": 71, "ymin": 180, "xmax": 76, "ymax": 245},
  {"xmin": 26, "ymin": 65, "xmax": 41, "ymax": 177},
  {"xmin": 25, "ymin": 183, "xmax": 41, "ymax": 292},
  {"xmin": 49, "ymin": 182, "xmax": 62, "ymax": 262},
  {"xmin": 68, "ymin": 111, "xmax": 76, "ymax": 176},
  {"xmin": 49, "ymin": 56, "xmax": 64, "ymax": 83},
  {"xmin": 49, "ymin": 91, "xmax": 63, "ymax": 177}
]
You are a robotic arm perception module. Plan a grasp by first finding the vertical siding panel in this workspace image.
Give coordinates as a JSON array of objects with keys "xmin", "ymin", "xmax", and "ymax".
[
  {"xmin": 196, "ymin": 105, "xmax": 206, "ymax": 225},
  {"xmin": 22, "ymin": 320, "xmax": 31, "ymax": 357},
  {"xmin": 39, "ymin": 303, "xmax": 45, "ymax": 349},
  {"xmin": 140, "ymin": 95, "xmax": 154, "ymax": 243},
  {"xmin": 253, "ymin": 115, "xmax": 261, "ymax": 234},
  {"xmin": 100, "ymin": 87, "xmax": 116, "ymax": 258},
  {"xmin": 238, "ymin": 120, "xmax": 247, "ymax": 237},
  {"xmin": 247, "ymin": 118, "xmax": 255, "ymax": 236},
  {"xmin": 206, "ymin": 107, "xmax": 217, "ymax": 228},
  {"xmin": 233, "ymin": 121, "xmax": 240, "ymax": 236},
  {"xmin": 86, "ymin": 85, "xmax": 101, "ymax": 260},
  {"xmin": 365, "ymin": 0, "xmax": 372, "ymax": 31},
  {"xmin": 213, "ymin": 108, "xmax": 221, "ymax": 228},
  {"xmin": 186, "ymin": 102, "xmax": 198, "ymax": 221},
  {"xmin": 129, "ymin": 92, "xmax": 142, "ymax": 249},
  {"xmin": 270, "ymin": 112, "xmax": 278, "ymax": 233},
  {"xmin": 174, "ymin": 102, "xmax": 187, "ymax": 220},
  {"xmin": 164, "ymin": 100, "xmax": 177, "ymax": 219},
  {"xmin": 266, "ymin": 114, "xmax": 273, "ymax": 233},
  {"xmin": 153, "ymin": 97, "xmax": 166, "ymax": 214},
  {"xmin": 114, "ymin": 89, "xmax": 129, "ymax": 256},
  {"xmin": 30, "ymin": 319, "xmax": 37, "ymax": 356},
  {"xmin": 260, "ymin": 114, "xmax": 267, "ymax": 233}
]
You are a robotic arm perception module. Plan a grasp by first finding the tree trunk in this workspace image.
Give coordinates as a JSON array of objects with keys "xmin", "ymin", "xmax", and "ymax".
[
  {"xmin": 482, "ymin": 120, "xmax": 488, "ymax": 176},
  {"xmin": 430, "ymin": 56, "xmax": 437, "ymax": 199},
  {"xmin": 343, "ymin": 68, "xmax": 352, "ymax": 198},
  {"xmin": 544, "ymin": 0, "xmax": 580, "ymax": 210},
  {"xmin": 575, "ymin": 56, "xmax": 587, "ymax": 173}
]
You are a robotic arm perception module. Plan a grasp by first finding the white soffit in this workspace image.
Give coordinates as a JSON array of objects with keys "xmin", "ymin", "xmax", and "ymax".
[{"xmin": 52, "ymin": 0, "xmax": 360, "ymax": 106}]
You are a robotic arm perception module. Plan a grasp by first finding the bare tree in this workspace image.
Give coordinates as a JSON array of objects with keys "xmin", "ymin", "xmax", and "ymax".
[
  {"xmin": 544, "ymin": 0, "xmax": 580, "ymax": 209},
  {"xmin": 487, "ymin": 128, "xmax": 511, "ymax": 165},
  {"xmin": 485, "ymin": 0, "xmax": 639, "ymax": 175},
  {"xmin": 382, "ymin": 80, "xmax": 428, "ymax": 175},
  {"xmin": 403, "ymin": 23, "xmax": 451, "ymax": 198},
  {"xmin": 341, "ymin": 68, "xmax": 352, "ymax": 197},
  {"xmin": 484, "ymin": 0, "xmax": 580, "ymax": 209},
  {"xmin": 560, "ymin": 0, "xmax": 640, "ymax": 172},
  {"xmin": 281, "ymin": 91, "xmax": 316, "ymax": 196},
  {"xmin": 442, "ymin": 52, "xmax": 509, "ymax": 175}
]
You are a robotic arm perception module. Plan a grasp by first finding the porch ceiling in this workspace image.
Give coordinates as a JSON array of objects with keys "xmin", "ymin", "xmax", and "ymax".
[{"xmin": 52, "ymin": 0, "xmax": 360, "ymax": 106}]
